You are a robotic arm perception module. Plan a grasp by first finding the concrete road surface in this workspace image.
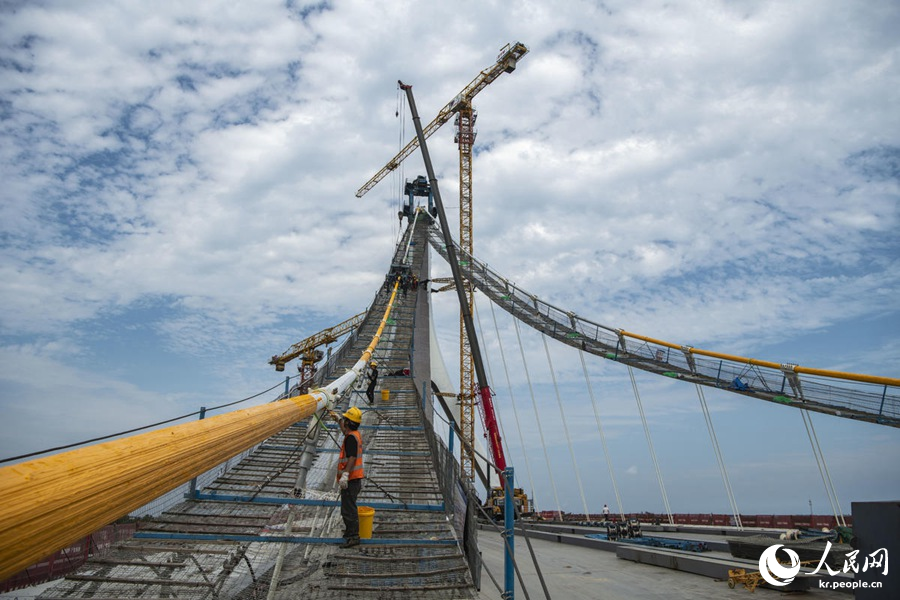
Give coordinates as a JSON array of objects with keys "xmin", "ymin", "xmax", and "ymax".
[{"xmin": 475, "ymin": 528, "xmax": 849, "ymax": 600}]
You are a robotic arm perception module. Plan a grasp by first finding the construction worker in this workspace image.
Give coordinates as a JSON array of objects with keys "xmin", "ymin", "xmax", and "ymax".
[
  {"xmin": 365, "ymin": 360, "xmax": 378, "ymax": 405},
  {"xmin": 336, "ymin": 406, "xmax": 364, "ymax": 548}
]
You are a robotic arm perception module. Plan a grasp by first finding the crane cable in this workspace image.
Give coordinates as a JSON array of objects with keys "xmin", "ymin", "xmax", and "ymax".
[
  {"xmin": 695, "ymin": 384, "xmax": 743, "ymax": 529},
  {"xmin": 392, "ymin": 87, "xmax": 408, "ymax": 244},
  {"xmin": 512, "ymin": 307, "xmax": 564, "ymax": 520},
  {"xmin": 629, "ymin": 365, "xmax": 674, "ymax": 525},
  {"xmin": 578, "ymin": 348, "xmax": 625, "ymax": 520},
  {"xmin": 801, "ymin": 410, "xmax": 846, "ymax": 527},
  {"xmin": 541, "ymin": 334, "xmax": 591, "ymax": 521}
]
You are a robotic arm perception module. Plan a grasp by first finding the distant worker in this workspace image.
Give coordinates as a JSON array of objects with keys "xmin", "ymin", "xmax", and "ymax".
[
  {"xmin": 732, "ymin": 376, "xmax": 749, "ymax": 391},
  {"xmin": 400, "ymin": 274, "xmax": 409, "ymax": 297},
  {"xmin": 365, "ymin": 361, "xmax": 378, "ymax": 405},
  {"xmin": 602, "ymin": 504, "xmax": 610, "ymax": 518},
  {"xmin": 336, "ymin": 406, "xmax": 364, "ymax": 548}
]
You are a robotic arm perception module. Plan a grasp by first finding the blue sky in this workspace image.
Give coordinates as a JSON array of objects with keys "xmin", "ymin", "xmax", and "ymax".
[{"xmin": 1, "ymin": 0, "xmax": 898, "ymax": 516}]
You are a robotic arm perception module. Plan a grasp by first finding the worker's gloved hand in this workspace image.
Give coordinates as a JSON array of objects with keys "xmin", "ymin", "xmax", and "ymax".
[{"xmin": 339, "ymin": 472, "xmax": 349, "ymax": 490}]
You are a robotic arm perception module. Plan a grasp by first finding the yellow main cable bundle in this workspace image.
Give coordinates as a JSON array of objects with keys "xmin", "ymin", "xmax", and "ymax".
[
  {"xmin": 620, "ymin": 330, "xmax": 900, "ymax": 387},
  {"xmin": 0, "ymin": 281, "xmax": 400, "ymax": 581}
]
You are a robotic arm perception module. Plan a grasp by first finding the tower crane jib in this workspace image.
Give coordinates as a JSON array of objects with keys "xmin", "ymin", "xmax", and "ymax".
[
  {"xmin": 269, "ymin": 312, "xmax": 366, "ymax": 372},
  {"xmin": 355, "ymin": 42, "xmax": 528, "ymax": 199}
]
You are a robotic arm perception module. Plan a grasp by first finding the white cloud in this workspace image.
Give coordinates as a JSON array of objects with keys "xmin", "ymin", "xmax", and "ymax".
[
  {"xmin": 1, "ymin": 0, "xmax": 897, "ymax": 510},
  {"xmin": 0, "ymin": 344, "xmax": 189, "ymax": 459}
]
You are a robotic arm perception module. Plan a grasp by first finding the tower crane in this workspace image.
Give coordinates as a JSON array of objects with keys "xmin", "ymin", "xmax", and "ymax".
[
  {"xmin": 269, "ymin": 312, "xmax": 365, "ymax": 394},
  {"xmin": 357, "ymin": 42, "xmax": 529, "ymax": 485},
  {"xmin": 355, "ymin": 42, "xmax": 528, "ymax": 199}
]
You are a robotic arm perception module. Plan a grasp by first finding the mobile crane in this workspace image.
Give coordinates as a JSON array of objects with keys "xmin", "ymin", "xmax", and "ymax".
[
  {"xmin": 269, "ymin": 312, "xmax": 365, "ymax": 393},
  {"xmin": 484, "ymin": 486, "xmax": 533, "ymax": 521},
  {"xmin": 359, "ymin": 42, "xmax": 529, "ymax": 489}
]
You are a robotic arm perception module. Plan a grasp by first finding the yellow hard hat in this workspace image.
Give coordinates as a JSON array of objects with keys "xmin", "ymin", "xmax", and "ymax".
[
  {"xmin": 370, "ymin": 360, "xmax": 377, "ymax": 367},
  {"xmin": 342, "ymin": 406, "xmax": 363, "ymax": 424}
]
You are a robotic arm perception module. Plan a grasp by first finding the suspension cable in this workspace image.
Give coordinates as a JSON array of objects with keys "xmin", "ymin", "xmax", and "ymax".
[
  {"xmin": 473, "ymin": 298, "xmax": 500, "ymax": 441},
  {"xmin": 801, "ymin": 410, "xmax": 846, "ymax": 527},
  {"xmin": 578, "ymin": 348, "xmax": 624, "ymax": 520},
  {"xmin": 695, "ymin": 384, "xmax": 742, "ymax": 529},
  {"xmin": 809, "ymin": 412, "xmax": 846, "ymax": 527},
  {"xmin": 401, "ymin": 207, "xmax": 421, "ymax": 264},
  {"xmin": 0, "ymin": 378, "xmax": 288, "ymax": 464},
  {"xmin": 488, "ymin": 298, "xmax": 539, "ymax": 510},
  {"xmin": 628, "ymin": 365, "xmax": 674, "ymax": 525},
  {"xmin": 542, "ymin": 334, "xmax": 590, "ymax": 520},
  {"xmin": 512, "ymin": 310, "xmax": 563, "ymax": 520},
  {"xmin": 473, "ymin": 297, "xmax": 509, "ymax": 487}
]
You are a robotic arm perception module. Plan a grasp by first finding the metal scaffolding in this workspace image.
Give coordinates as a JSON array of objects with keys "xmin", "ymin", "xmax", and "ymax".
[{"xmin": 32, "ymin": 220, "xmax": 480, "ymax": 600}]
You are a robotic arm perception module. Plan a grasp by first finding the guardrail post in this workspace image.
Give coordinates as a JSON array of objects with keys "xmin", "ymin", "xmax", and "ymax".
[
  {"xmin": 503, "ymin": 466, "xmax": 515, "ymax": 599},
  {"xmin": 187, "ymin": 406, "xmax": 207, "ymax": 499}
]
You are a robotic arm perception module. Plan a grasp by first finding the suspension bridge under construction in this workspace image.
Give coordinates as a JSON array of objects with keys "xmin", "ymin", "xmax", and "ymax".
[
  {"xmin": 1, "ymin": 207, "xmax": 898, "ymax": 599},
  {"xmin": 1, "ymin": 43, "xmax": 898, "ymax": 599}
]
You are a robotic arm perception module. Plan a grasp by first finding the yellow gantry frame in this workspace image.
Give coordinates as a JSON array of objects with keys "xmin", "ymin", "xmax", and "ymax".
[{"xmin": 0, "ymin": 281, "xmax": 400, "ymax": 581}]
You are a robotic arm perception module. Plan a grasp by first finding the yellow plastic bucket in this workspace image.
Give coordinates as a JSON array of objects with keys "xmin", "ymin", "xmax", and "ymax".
[
  {"xmin": 358, "ymin": 506, "xmax": 375, "ymax": 539},
  {"xmin": 381, "ymin": 389, "xmax": 390, "ymax": 402}
]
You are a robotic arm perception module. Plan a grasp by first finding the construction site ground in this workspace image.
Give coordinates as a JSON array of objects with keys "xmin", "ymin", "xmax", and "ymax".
[{"xmin": 474, "ymin": 526, "xmax": 851, "ymax": 599}]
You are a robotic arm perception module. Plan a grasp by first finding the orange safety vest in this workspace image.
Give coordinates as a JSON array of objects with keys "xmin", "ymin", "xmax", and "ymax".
[{"xmin": 337, "ymin": 430, "xmax": 364, "ymax": 481}]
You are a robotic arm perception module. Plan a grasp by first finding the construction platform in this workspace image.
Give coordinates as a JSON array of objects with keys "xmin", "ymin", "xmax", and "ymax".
[
  {"xmin": 30, "ymin": 221, "xmax": 481, "ymax": 600},
  {"xmin": 12, "ymin": 216, "xmax": 876, "ymax": 600}
]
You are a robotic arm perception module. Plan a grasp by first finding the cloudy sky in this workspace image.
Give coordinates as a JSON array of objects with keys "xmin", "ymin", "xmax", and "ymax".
[{"xmin": 1, "ymin": 0, "xmax": 898, "ymax": 515}]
